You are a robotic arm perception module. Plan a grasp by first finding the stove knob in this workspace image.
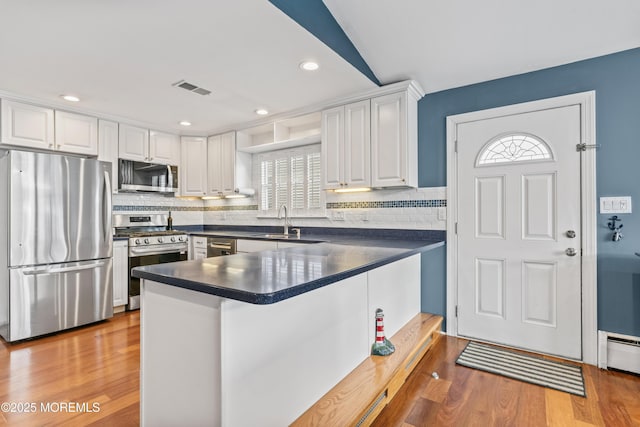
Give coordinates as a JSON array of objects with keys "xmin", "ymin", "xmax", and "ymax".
[
  {"xmin": 157, "ymin": 237, "xmax": 164, "ymax": 243},
  {"xmin": 135, "ymin": 239, "xmax": 141, "ymax": 245},
  {"xmin": 178, "ymin": 236, "xmax": 184, "ymax": 242},
  {"xmin": 171, "ymin": 236, "xmax": 176, "ymax": 242},
  {"xmin": 144, "ymin": 238, "xmax": 150, "ymax": 244}
]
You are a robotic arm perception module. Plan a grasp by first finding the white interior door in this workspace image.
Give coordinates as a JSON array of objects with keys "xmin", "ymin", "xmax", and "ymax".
[{"xmin": 456, "ymin": 105, "xmax": 582, "ymax": 359}]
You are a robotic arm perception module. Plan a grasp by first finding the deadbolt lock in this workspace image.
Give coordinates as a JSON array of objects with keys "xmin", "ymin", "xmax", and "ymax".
[{"xmin": 566, "ymin": 230, "xmax": 576, "ymax": 238}]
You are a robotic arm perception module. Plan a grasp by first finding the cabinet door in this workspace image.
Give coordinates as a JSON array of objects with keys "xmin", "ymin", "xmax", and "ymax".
[
  {"xmin": 207, "ymin": 134, "xmax": 223, "ymax": 195},
  {"xmin": 208, "ymin": 132, "xmax": 236, "ymax": 196},
  {"xmin": 321, "ymin": 106, "xmax": 344, "ymax": 190},
  {"xmin": 220, "ymin": 132, "xmax": 236, "ymax": 193},
  {"xmin": 194, "ymin": 248, "xmax": 208, "ymax": 260},
  {"xmin": 180, "ymin": 137, "xmax": 207, "ymax": 196},
  {"xmin": 371, "ymin": 91, "xmax": 408, "ymax": 187},
  {"xmin": 55, "ymin": 111, "xmax": 98, "ymax": 155},
  {"xmin": 1, "ymin": 100, "xmax": 54, "ymax": 150},
  {"xmin": 113, "ymin": 240, "xmax": 129, "ymax": 307},
  {"xmin": 98, "ymin": 120, "xmax": 119, "ymax": 193},
  {"xmin": 119, "ymin": 124, "xmax": 149, "ymax": 162},
  {"xmin": 150, "ymin": 130, "xmax": 180, "ymax": 165},
  {"xmin": 344, "ymin": 100, "xmax": 371, "ymax": 188}
]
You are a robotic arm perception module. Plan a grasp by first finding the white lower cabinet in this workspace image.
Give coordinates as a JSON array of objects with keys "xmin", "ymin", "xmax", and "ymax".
[
  {"xmin": 113, "ymin": 240, "xmax": 128, "ymax": 308},
  {"xmin": 192, "ymin": 236, "xmax": 208, "ymax": 260}
]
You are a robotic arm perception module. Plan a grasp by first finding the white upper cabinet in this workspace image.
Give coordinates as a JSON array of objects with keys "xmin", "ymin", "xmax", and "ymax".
[
  {"xmin": 149, "ymin": 130, "xmax": 180, "ymax": 165},
  {"xmin": 98, "ymin": 119, "xmax": 119, "ymax": 193},
  {"xmin": 207, "ymin": 132, "xmax": 235, "ymax": 195},
  {"xmin": 1, "ymin": 100, "xmax": 99, "ymax": 156},
  {"xmin": 371, "ymin": 90, "xmax": 418, "ymax": 188},
  {"xmin": 321, "ymin": 106, "xmax": 343, "ymax": 190},
  {"xmin": 321, "ymin": 100, "xmax": 372, "ymax": 190},
  {"xmin": 322, "ymin": 82, "xmax": 421, "ymax": 190},
  {"xmin": 1, "ymin": 99, "xmax": 55, "ymax": 150},
  {"xmin": 119, "ymin": 124, "xmax": 149, "ymax": 162},
  {"xmin": 55, "ymin": 110, "xmax": 98, "ymax": 156},
  {"xmin": 119, "ymin": 125, "xmax": 179, "ymax": 165},
  {"xmin": 180, "ymin": 136, "xmax": 208, "ymax": 196}
]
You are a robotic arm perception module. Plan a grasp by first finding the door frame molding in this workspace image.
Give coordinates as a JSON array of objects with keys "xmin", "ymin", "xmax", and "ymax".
[{"xmin": 445, "ymin": 91, "xmax": 597, "ymax": 364}]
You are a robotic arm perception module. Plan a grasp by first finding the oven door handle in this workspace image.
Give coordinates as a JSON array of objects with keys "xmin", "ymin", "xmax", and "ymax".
[
  {"xmin": 209, "ymin": 243, "xmax": 232, "ymax": 250},
  {"xmin": 129, "ymin": 244, "xmax": 188, "ymax": 256}
]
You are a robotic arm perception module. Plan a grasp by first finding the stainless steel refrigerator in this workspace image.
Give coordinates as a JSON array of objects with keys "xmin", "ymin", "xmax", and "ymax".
[{"xmin": 0, "ymin": 150, "xmax": 113, "ymax": 342}]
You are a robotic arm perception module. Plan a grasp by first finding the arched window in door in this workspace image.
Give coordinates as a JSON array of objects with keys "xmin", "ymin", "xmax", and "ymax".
[{"xmin": 477, "ymin": 133, "xmax": 553, "ymax": 166}]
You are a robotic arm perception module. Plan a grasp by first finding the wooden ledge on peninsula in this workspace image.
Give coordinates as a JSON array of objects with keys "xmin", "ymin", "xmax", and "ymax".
[{"xmin": 292, "ymin": 312, "xmax": 444, "ymax": 427}]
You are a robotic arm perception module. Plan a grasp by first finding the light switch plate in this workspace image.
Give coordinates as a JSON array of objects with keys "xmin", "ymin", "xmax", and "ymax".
[{"xmin": 600, "ymin": 196, "xmax": 632, "ymax": 214}]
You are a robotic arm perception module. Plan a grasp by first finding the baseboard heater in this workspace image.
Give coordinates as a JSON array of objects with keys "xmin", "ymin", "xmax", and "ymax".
[{"xmin": 598, "ymin": 331, "xmax": 640, "ymax": 374}]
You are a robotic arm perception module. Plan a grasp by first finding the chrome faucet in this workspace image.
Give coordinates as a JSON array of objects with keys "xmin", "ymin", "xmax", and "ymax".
[{"xmin": 278, "ymin": 204, "xmax": 290, "ymax": 235}]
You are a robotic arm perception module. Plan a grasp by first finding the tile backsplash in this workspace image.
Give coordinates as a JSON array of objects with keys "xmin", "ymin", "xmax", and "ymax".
[{"xmin": 113, "ymin": 186, "xmax": 447, "ymax": 231}]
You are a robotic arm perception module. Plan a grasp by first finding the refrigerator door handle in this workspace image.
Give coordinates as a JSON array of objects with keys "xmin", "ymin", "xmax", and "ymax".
[
  {"xmin": 104, "ymin": 170, "xmax": 112, "ymax": 242},
  {"xmin": 22, "ymin": 261, "xmax": 107, "ymax": 276}
]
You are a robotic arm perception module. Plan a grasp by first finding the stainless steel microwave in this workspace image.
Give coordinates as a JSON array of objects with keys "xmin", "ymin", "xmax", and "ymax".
[{"xmin": 118, "ymin": 159, "xmax": 178, "ymax": 194}]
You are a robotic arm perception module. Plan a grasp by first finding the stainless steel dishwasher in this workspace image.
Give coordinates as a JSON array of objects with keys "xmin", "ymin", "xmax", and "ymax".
[{"xmin": 207, "ymin": 237, "xmax": 237, "ymax": 257}]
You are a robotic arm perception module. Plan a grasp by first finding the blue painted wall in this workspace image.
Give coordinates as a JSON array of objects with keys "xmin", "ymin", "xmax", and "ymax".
[
  {"xmin": 419, "ymin": 47, "xmax": 640, "ymax": 337},
  {"xmin": 268, "ymin": 0, "xmax": 380, "ymax": 85}
]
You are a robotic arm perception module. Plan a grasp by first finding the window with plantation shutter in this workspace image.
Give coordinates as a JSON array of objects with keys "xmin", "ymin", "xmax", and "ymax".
[{"xmin": 254, "ymin": 144, "xmax": 325, "ymax": 217}]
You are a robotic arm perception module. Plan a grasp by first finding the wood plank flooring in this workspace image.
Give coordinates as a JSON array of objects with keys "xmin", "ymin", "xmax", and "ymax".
[
  {"xmin": 372, "ymin": 335, "xmax": 640, "ymax": 427},
  {"xmin": 0, "ymin": 312, "xmax": 140, "ymax": 426},
  {"xmin": 1, "ymin": 313, "xmax": 639, "ymax": 426}
]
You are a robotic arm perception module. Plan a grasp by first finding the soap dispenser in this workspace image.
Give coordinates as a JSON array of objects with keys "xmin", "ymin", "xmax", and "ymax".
[{"xmin": 167, "ymin": 211, "xmax": 173, "ymax": 231}]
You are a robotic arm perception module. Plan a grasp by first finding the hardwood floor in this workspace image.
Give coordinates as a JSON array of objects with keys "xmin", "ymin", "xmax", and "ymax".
[
  {"xmin": 0, "ymin": 312, "xmax": 140, "ymax": 426},
  {"xmin": 1, "ymin": 314, "xmax": 639, "ymax": 426},
  {"xmin": 373, "ymin": 335, "xmax": 640, "ymax": 427}
]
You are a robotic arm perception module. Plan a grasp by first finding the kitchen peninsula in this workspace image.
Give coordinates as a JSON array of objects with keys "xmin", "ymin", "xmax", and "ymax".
[{"xmin": 132, "ymin": 233, "xmax": 443, "ymax": 427}]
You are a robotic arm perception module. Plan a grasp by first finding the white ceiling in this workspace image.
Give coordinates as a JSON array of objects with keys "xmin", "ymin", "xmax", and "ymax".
[
  {"xmin": 324, "ymin": 0, "xmax": 640, "ymax": 92},
  {"xmin": 2, "ymin": 1, "xmax": 639, "ymax": 137},
  {"xmin": 0, "ymin": 0, "xmax": 376, "ymax": 134}
]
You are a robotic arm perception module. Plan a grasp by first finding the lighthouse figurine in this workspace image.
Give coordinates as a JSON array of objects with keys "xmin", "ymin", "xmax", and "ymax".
[{"xmin": 371, "ymin": 308, "xmax": 395, "ymax": 356}]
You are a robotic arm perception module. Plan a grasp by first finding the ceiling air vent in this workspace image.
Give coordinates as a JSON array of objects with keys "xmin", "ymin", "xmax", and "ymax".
[{"xmin": 172, "ymin": 80, "xmax": 211, "ymax": 96}]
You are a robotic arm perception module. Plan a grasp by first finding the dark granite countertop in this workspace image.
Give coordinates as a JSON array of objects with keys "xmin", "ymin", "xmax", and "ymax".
[{"xmin": 132, "ymin": 231, "xmax": 444, "ymax": 304}]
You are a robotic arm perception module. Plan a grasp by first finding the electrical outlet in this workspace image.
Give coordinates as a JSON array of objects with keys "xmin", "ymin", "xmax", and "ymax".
[
  {"xmin": 438, "ymin": 207, "xmax": 447, "ymax": 221},
  {"xmin": 332, "ymin": 211, "xmax": 345, "ymax": 221}
]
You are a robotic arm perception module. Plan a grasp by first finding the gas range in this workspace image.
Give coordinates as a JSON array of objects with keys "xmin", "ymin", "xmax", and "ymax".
[
  {"xmin": 113, "ymin": 213, "xmax": 189, "ymax": 253},
  {"xmin": 113, "ymin": 213, "xmax": 190, "ymax": 311}
]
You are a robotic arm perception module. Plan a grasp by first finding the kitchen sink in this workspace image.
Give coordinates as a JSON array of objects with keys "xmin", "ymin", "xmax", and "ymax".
[{"xmin": 262, "ymin": 234, "xmax": 294, "ymax": 239}]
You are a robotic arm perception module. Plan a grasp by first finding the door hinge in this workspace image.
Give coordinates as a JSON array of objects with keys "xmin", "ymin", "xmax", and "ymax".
[
  {"xmin": 576, "ymin": 143, "xmax": 601, "ymax": 152},
  {"xmin": 454, "ymin": 140, "xmax": 458, "ymax": 153},
  {"xmin": 455, "ymin": 305, "xmax": 458, "ymax": 317},
  {"xmin": 455, "ymin": 222, "xmax": 458, "ymax": 234}
]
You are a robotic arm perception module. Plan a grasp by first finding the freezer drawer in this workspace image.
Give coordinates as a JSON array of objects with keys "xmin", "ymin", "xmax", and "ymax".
[{"xmin": 4, "ymin": 258, "xmax": 113, "ymax": 342}]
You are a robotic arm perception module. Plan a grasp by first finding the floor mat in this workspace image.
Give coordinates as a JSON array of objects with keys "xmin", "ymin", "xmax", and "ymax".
[{"xmin": 456, "ymin": 341, "xmax": 586, "ymax": 397}]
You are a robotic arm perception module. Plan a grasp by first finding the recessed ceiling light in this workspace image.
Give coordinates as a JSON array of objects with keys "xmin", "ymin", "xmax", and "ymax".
[
  {"xmin": 61, "ymin": 95, "xmax": 80, "ymax": 102},
  {"xmin": 299, "ymin": 61, "xmax": 319, "ymax": 71},
  {"xmin": 255, "ymin": 109, "xmax": 269, "ymax": 116},
  {"xmin": 179, "ymin": 121, "xmax": 192, "ymax": 126}
]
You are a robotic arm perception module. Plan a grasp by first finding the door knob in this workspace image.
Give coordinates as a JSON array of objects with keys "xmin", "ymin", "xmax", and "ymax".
[
  {"xmin": 566, "ymin": 248, "xmax": 577, "ymax": 257},
  {"xmin": 566, "ymin": 230, "xmax": 576, "ymax": 238}
]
